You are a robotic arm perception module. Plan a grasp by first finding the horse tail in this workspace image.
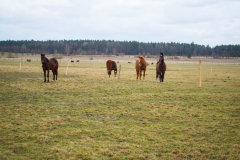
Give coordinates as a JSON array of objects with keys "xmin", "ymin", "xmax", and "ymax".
[
  {"xmin": 106, "ymin": 60, "xmax": 110, "ymax": 70},
  {"xmin": 135, "ymin": 59, "xmax": 139, "ymax": 69}
]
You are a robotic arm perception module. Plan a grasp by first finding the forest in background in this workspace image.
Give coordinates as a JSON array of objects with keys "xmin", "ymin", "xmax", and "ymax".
[{"xmin": 0, "ymin": 40, "xmax": 240, "ymax": 58}]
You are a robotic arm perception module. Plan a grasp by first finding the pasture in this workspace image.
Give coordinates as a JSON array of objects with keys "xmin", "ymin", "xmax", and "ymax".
[{"xmin": 0, "ymin": 57, "xmax": 239, "ymax": 159}]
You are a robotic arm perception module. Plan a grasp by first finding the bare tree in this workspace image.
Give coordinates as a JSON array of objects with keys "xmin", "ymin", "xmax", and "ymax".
[
  {"xmin": 64, "ymin": 44, "xmax": 71, "ymax": 55},
  {"xmin": 76, "ymin": 50, "xmax": 80, "ymax": 55}
]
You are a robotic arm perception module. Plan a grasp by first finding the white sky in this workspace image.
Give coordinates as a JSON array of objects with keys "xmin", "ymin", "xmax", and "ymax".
[{"xmin": 0, "ymin": 0, "xmax": 239, "ymax": 47}]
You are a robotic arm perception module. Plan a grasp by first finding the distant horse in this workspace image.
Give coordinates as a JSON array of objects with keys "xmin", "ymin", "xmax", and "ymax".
[
  {"xmin": 135, "ymin": 56, "xmax": 147, "ymax": 81},
  {"xmin": 71, "ymin": 60, "xmax": 74, "ymax": 62},
  {"xmin": 27, "ymin": 59, "xmax": 31, "ymax": 62},
  {"xmin": 156, "ymin": 52, "xmax": 167, "ymax": 83},
  {"xmin": 41, "ymin": 54, "xmax": 58, "ymax": 82},
  {"xmin": 76, "ymin": 60, "xmax": 79, "ymax": 62},
  {"xmin": 106, "ymin": 60, "xmax": 117, "ymax": 78}
]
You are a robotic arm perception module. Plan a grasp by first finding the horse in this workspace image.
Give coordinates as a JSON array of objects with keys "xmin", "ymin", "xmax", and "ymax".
[
  {"xmin": 27, "ymin": 59, "xmax": 31, "ymax": 62},
  {"xmin": 106, "ymin": 60, "xmax": 117, "ymax": 78},
  {"xmin": 41, "ymin": 54, "xmax": 58, "ymax": 83},
  {"xmin": 135, "ymin": 56, "xmax": 147, "ymax": 81},
  {"xmin": 156, "ymin": 52, "xmax": 167, "ymax": 83}
]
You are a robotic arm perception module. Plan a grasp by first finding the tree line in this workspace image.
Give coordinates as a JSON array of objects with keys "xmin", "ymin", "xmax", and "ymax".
[{"xmin": 0, "ymin": 40, "xmax": 239, "ymax": 57}]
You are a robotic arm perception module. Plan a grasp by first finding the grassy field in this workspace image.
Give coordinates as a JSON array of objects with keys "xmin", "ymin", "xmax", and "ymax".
[{"xmin": 0, "ymin": 58, "xmax": 239, "ymax": 159}]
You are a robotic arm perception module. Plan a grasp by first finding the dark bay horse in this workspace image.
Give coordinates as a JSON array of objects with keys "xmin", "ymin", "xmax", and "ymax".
[
  {"xmin": 135, "ymin": 56, "xmax": 147, "ymax": 81},
  {"xmin": 41, "ymin": 54, "xmax": 58, "ymax": 82},
  {"xmin": 106, "ymin": 60, "xmax": 117, "ymax": 78},
  {"xmin": 156, "ymin": 52, "xmax": 167, "ymax": 83}
]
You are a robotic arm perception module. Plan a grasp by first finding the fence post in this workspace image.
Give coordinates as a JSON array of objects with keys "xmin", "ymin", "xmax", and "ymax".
[
  {"xmin": 199, "ymin": 60, "xmax": 201, "ymax": 87},
  {"xmin": 66, "ymin": 60, "xmax": 70, "ymax": 75}
]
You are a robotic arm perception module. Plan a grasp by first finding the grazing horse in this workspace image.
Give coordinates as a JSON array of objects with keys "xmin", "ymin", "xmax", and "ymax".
[
  {"xmin": 106, "ymin": 60, "xmax": 117, "ymax": 78},
  {"xmin": 27, "ymin": 59, "xmax": 31, "ymax": 62},
  {"xmin": 41, "ymin": 54, "xmax": 58, "ymax": 83},
  {"xmin": 135, "ymin": 56, "xmax": 147, "ymax": 81},
  {"xmin": 156, "ymin": 52, "xmax": 167, "ymax": 83}
]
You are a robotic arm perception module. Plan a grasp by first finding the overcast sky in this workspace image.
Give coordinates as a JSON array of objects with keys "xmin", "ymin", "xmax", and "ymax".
[{"xmin": 0, "ymin": 0, "xmax": 239, "ymax": 47}]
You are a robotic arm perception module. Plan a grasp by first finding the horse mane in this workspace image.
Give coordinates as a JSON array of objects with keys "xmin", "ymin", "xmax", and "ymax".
[{"xmin": 159, "ymin": 58, "xmax": 164, "ymax": 65}]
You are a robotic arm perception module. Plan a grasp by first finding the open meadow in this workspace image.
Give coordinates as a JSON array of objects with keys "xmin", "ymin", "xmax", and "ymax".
[{"xmin": 0, "ymin": 57, "xmax": 240, "ymax": 159}]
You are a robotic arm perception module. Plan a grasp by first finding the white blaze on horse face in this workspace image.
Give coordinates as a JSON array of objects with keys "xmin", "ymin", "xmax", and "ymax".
[{"xmin": 139, "ymin": 59, "xmax": 141, "ymax": 67}]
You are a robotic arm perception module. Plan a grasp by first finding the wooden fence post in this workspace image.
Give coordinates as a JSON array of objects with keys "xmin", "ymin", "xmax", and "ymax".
[
  {"xmin": 66, "ymin": 60, "xmax": 70, "ymax": 75},
  {"xmin": 199, "ymin": 60, "xmax": 201, "ymax": 87}
]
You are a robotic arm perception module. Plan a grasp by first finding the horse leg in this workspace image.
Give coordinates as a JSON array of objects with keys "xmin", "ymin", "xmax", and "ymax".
[
  {"xmin": 160, "ymin": 72, "xmax": 162, "ymax": 83},
  {"xmin": 108, "ymin": 70, "xmax": 111, "ymax": 78},
  {"xmin": 47, "ymin": 70, "xmax": 49, "ymax": 82},
  {"xmin": 136, "ymin": 70, "xmax": 139, "ymax": 80},
  {"xmin": 162, "ymin": 73, "xmax": 165, "ymax": 83},
  {"xmin": 52, "ymin": 70, "xmax": 55, "ymax": 81},
  {"xmin": 55, "ymin": 68, "xmax": 58, "ymax": 82},
  {"xmin": 44, "ymin": 70, "xmax": 46, "ymax": 82},
  {"xmin": 156, "ymin": 72, "xmax": 159, "ymax": 82},
  {"xmin": 143, "ymin": 70, "xmax": 145, "ymax": 81},
  {"xmin": 139, "ymin": 69, "xmax": 142, "ymax": 81}
]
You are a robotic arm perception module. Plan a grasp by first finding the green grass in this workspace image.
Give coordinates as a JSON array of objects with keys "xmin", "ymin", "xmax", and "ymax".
[{"xmin": 0, "ymin": 59, "xmax": 240, "ymax": 159}]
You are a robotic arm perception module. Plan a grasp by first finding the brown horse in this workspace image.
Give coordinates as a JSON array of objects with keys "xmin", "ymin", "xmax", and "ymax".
[
  {"xmin": 135, "ymin": 56, "xmax": 147, "ymax": 81},
  {"xmin": 41, "ymin": 54, "xmax": 58, "ymax": 82},
  {"xmin": 106, "ymin": 60, "xmax": 117, "ymax": 78},
  {"xmin": 156, "ymin": 52, "xmax": 167, "ymax": 83}
]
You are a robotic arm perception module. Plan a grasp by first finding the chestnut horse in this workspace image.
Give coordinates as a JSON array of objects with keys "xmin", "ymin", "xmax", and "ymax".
[
  {"xmin": 135, "ymin": 56, "xmax": 147, "ymax": 81},
  {"xmin": 41, "ymin": 54, "xmax": 58, "ymax": 82},
  {"xmin": 106, "ymin": 60, "xmax": 117, "ymax": 78},
  {"xmin": 156, "ymin": 52, "xmax": 167, "ymax": 83}
]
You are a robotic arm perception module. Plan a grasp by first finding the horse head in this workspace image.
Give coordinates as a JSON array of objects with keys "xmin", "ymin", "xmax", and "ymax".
[
  {"xmin": 139, "ymin": 56, "xmax": 145, "ymax": 60},
  {"xmin": 159, "ymin": 52, "xmax": 164, "ymax": 64},
  {"xmin": 113, "ymin": 61, "xmax": 117, "ymax": 77},
  {"xmin": 41, "ymin": 54, "xmax": 45, "ymax": 64},
  {"xmin": 138, "ymin": 56, "xmax": 145, "ymax": 67}
]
